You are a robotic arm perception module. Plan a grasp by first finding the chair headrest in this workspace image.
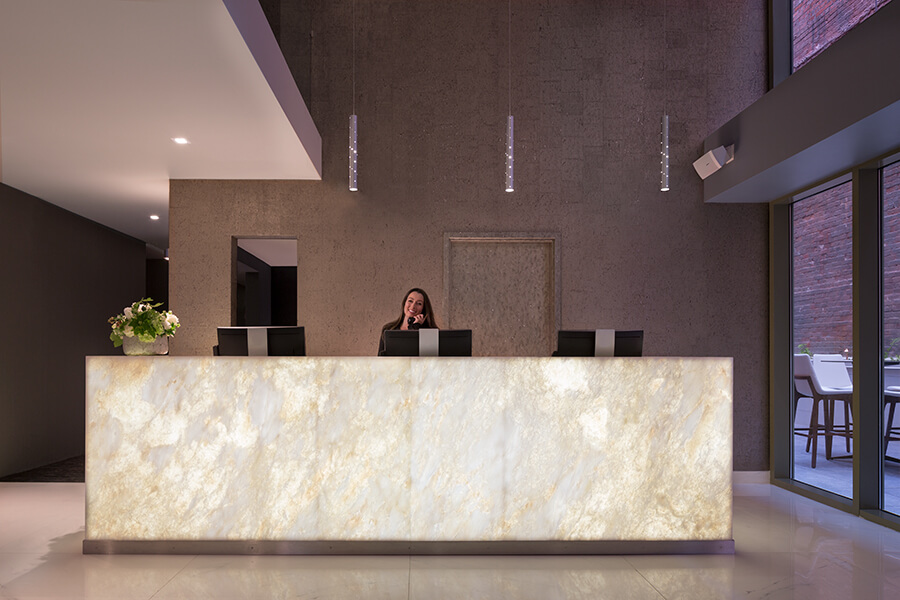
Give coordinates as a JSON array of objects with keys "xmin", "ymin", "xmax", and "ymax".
[
  {"xmin": 813, "ymin": 353, "xmax": 844, "ymax": 360},
  {"xmin": 793, "ymin": 353, "xmax": 814, "ymax": 378}
]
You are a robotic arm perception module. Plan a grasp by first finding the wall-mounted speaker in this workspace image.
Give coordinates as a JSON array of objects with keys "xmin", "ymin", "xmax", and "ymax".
[{"xmin": 693, "ymin": 145, "xmax": 734, "ymax": 179}]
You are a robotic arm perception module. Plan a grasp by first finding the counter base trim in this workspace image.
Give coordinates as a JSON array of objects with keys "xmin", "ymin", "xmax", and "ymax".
[{"xmin": 83, "ymin": 539, "xmax": 735, "ymax": 555}]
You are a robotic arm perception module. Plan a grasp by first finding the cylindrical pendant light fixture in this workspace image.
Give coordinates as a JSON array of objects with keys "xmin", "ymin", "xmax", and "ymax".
[
  {"xmin": 348, "ymin": 0, "xmax": 358, "ymax": 192},
  {"xmin": 349, "ymin": 114, "xmax": 358, "ymax": 191},
  {"xmin": 505, "ymin": 0, "xmax": 514, "ymax": 193},
  {"xmin": 660, "ymin": 114, "xmax": 669, "ymax": 192},
  {"xmin": 505, "ymin": 115, "xmax": 514, "ymax": 192}
]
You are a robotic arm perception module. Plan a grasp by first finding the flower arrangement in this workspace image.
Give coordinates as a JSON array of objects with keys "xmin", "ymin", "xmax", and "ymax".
[{"xmin": 108, "ymin": 298, "xmax": 180, "ymax": 347}]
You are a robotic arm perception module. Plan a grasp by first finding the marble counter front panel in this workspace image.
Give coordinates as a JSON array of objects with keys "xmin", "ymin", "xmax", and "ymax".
[{"xmin": 84, "ymin": 357, "xmax": 732, "ymax": 548}]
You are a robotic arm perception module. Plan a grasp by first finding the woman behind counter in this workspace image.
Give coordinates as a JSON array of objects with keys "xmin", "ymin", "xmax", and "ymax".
[{"xmin": 378, "ymin": 288, "xmax": 439, "ymax": 355}]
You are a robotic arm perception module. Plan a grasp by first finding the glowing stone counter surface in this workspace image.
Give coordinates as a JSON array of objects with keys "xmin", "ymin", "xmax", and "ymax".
[{"xmin": 84, "ymin": 357, "xmax": 733, "ymax": 554}]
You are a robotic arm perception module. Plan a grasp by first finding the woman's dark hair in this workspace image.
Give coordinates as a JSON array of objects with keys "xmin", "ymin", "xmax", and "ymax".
[{"xmin": 381, "ymin": 287, "xmax": 439, "ymax": 332}]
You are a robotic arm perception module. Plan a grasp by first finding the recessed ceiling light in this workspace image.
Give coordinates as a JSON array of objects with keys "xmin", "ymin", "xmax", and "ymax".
[
  {"xmin": 150, "ymin": 215, "xmax": 160, "ymax": 220},
  {"xmin": 171, "ymin": 137, "xmax": 190, "ymax": 145}
]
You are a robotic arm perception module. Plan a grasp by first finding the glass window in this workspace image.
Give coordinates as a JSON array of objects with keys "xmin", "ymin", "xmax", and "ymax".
[
  {"xmin": 883, "ymin": 160, "xmax": 900, "ymax": 514},
  {"xmin": 792, "ymin": 181, "xmax": 853, "ymax": 497},
  {"xmin": 792, "ymin": 0, "xmax": 893, "ymax": 72}
]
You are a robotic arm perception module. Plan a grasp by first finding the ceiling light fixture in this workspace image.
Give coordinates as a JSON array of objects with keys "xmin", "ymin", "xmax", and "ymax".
[
  {"xmin": 150, "ymin": 214, "xmax": 160, "ymax": 220},
  {"xmin": 505, "ymin": 0, "xmax": 514, "ymax": 193},
  {"xmin": 660, "ymin": 115, "xmax": 669, "ymax": 192},
  {"xmin": 349, "ymin": 115, "xmax": 358, "ymax": 192},
  {"xmin": 171, "ymin": 137, "xmax": 190, "ymax": 145},
  {"xmin": 348, "ymin": 0, "xmax": 358, "ymax": 192}
]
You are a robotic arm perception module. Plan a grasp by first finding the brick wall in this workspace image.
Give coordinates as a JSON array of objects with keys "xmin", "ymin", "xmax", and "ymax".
[
  {"xmin": 885, "ymin": 162, "xmax": 900, "ymax": 357},
  {"xmin": 793, "ymin": 0, "xmax": 893, "ymax": 71},
  {"xmin": 793, "ymin": 182, "xmax": 853, "ymax": 354},
  {"xmin": 793, "ymin": 164, "xmax": 900, "ymax": 357}
]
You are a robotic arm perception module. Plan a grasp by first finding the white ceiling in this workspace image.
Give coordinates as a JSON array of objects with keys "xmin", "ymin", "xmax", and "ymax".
[
  {"xmin": 0, "ymin": 0, "xmax": 321, "ymax": 251},
  {"xmin": 237, "ymin": 238, "xmax": 297, "ymax": 267}
]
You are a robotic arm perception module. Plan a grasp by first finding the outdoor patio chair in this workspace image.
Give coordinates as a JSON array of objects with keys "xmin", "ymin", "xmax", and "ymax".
[
  {"xmin": 885, "ymin": 386, "xmax": 900, "ymax": 460},
  {"xmin": 813, "ymin": 354, "xmax": 853, "ymax": 453},
  {"xmin": 794, "ymin": 353, "xmax": 853, "ymax": 468}
]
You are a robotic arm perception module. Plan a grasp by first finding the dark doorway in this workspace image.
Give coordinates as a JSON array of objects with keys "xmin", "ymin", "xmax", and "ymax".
[{"xmin": 235, "ymin": 238, "xmax": 298, "ymax": 326}]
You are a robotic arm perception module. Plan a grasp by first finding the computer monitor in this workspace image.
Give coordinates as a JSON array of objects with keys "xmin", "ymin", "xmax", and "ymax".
[
  {"xmin": 216, "ymin": 326, "xmax": 305, "ymax": 356},
  {"xmin": 434, "ymin": 329, "xmax": 472, "ymax": 356},
  {"xmin": 266, "ymin": 327, "xmax": 306, "ymax": 356},
  {"xmin": 381, "ymin": 329, "xmax": 473, "ymax": 357},
  {"xmin": 555, "ymin": 330, "xmax": 643, "ymax": 357}
]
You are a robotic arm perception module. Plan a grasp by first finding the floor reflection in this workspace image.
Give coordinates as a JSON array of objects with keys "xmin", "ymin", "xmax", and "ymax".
[{"xmin": 2, "ymin": 482, "xmax": 900, "ymax": 599}]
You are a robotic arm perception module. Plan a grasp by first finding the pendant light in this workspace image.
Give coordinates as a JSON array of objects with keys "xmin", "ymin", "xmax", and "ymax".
[
  {"xmin": 660, "ymin": 114, "xmax": 669, "ymax": 192},
  {"xmin": 660, "ymin": 2, "xmax": 669, "ymax": 192},
  {"xmin": 349, "ymin": 0, "xmax": 358, "ymax": 192},
  {"xmin": 349, "ymin": 114, "xmax": 358, "ymax": 192},
  {"xmin": 505, "ymin": 0, "xmax": 514, "ymax": 192}
]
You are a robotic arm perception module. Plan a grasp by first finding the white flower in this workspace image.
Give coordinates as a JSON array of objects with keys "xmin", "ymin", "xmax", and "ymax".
[{"xmin": 108, "ymin": 299, "xmax": 180, "ymax": 348}]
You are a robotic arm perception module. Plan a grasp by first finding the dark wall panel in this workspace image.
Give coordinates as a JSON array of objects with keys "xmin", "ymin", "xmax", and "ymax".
[
  {"xmin": 0, "ymin": 183, "xmax": 145, "ymax": 477},
  {"xmin": 146, "ymin": 258, "xmax": 169, "ymax": 311},
  {"xmin": 236, "ymin": 247, "xmax": 272, "ymax": 326},
  {"xmin": 271, "ymin": 267, "xmax": 297, "ymax": 326}
]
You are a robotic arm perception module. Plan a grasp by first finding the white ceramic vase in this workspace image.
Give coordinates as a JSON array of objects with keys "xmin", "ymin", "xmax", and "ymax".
[{"xmin": 122, "ymin": 335, "xmax": 169, "ymax": 356}]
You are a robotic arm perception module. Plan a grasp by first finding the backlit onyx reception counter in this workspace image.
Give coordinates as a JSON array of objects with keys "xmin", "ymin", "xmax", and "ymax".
[{"xmin": 83, "ymin": 357, "xmax": 733, "ymax": 554}]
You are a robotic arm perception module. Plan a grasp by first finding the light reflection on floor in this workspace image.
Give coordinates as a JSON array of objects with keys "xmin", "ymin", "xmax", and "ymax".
[{"xmin": 2, "ymin": 481, "xmax": 900, "ymax": 599}]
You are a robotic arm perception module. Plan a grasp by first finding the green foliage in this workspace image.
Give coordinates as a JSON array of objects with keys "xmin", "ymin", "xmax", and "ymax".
[
  {"xmin": 108, "ymin": 298, "xmax": 180, "ymax": 347},
  {"xmin": 886, "ymin": 337, "xmax": 900, "ymax": 361},
  {"xmin": 796, "ymin": 343, "xmax": 812, "ymax": 356}
]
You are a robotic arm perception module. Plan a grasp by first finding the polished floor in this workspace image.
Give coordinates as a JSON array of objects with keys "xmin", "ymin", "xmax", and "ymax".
[{"xmin": 2, "ymin": 480, "xmax": 900, "ymax": 599}]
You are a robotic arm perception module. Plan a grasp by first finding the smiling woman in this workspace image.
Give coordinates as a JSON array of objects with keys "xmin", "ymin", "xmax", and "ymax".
[{"xmin": 377, "ymin": 288, "xmax": 439, "ymax": 356}]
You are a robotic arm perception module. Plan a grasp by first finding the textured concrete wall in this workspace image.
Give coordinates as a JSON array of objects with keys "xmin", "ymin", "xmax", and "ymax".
[
  {"xmin": 446, "ymin": 236, "xmax": 557, "ymax": 357},
  {"xmin": 170, "ymin": 0, "xmax": 769, "ymax": 469}
]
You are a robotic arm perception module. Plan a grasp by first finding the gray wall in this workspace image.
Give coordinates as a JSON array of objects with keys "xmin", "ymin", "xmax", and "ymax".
[
  {"xmin": 170, "ymin": 0, "xmax": 770, "ymax": 470},
  {"xmin": 0, "ymin": 183, "xmax": 145, "ymax": 477}
]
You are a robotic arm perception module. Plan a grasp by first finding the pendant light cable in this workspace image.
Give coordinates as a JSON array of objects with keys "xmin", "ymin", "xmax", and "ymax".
[
  {"xmin": 349, "ymin": 0, "xmax": 358, "ymax": 191},
  {"xmin": 505, "ymin": 0, "xmax": 514, "ymax": 192},
  {"xmin": 352, "ymin": 0, "xmax": 356, "ymax": 116},
  {"xmin": 660, "ymin": 1, "xmax": 669, "ymax": 192}
]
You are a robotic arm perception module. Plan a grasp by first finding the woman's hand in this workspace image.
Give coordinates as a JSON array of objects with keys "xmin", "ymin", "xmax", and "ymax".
[{"xmin": 413, "ymin": 313, "xmax": 427, "ymax": 326}]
